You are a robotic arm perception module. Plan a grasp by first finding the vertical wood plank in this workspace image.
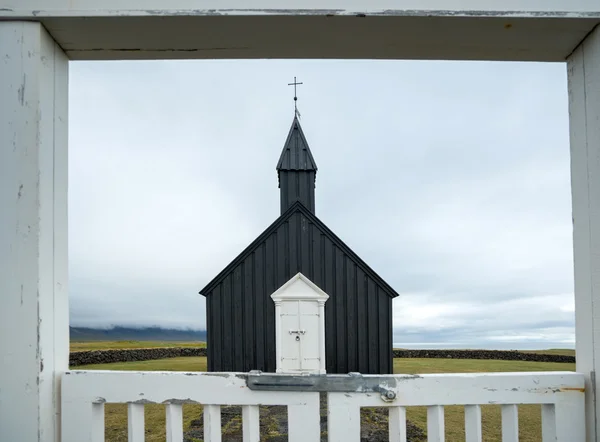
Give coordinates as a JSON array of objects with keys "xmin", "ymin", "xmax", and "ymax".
[
  {"xmin": 464, "ymin": 405, "xmax": 482, "ymax": 442},
  {"xmin": 327, "ymin": 393, "xmax": 360, "ymax": 442},
  {"xmin": 389, "ymin": 406, "xmax": 407, "ymax": 442},
  {"xmin": 427, "ymin": 405, "xmax": 445, "ymax": 442},
  {"xmin": 288, "ymin": 394, "xmax": 321, "ymax": 442},
  {"xmin": 204, "ymin": 405, "xmax": 222, "ymax": 442},
  {"xmin": 0, "ymin": 21, "xmax": 69, "ymax": 442},
  {"xmin": 541, "ymin": 404, "xmax": 556, "ymax": 442},
  {"xmin": 501, "ymin": 404, "xmax": 519, "ymax": 442},
  {"xmin": 92, "ymin": 403, "xmax": 105, "ymax": 442},
  {"xmin": 127, "ymin": 403, "xmax": 145, "ymax": 442},
  {"xmin": 553, "ymin": 396, "xmax": 586, "ymax": 442},
  {"xmin": 61, "ymin": 400, "xmax": 92, "ymax": 442},
  {"xmin": 242, "ymin": 405, "xmax": 260, "ymax": 442},
  {"xmin": 166, "ymin": 403, "xmax": 183, "ymax": 442},
  {"xmin": 568, "ymin": 24, "xmax": 600, "ymax": 442}
]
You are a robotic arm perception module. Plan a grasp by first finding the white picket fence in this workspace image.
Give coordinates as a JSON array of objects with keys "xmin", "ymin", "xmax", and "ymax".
[{"xmin": 61, "ymin": 370, "xmax": 585, "ymax": 442}]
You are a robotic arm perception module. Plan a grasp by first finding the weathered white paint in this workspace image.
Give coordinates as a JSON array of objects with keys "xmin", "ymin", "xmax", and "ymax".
[
  {"xmin": 0, "ymin": 21, "xmax": 69, "ymax": 442},
  {"xmin": 1, "ymin": 1, "xmax": 599, "ymax": 61},
  {"xmin": 3, "ymin": 0, "xmax": 600, "ymax": 14},
  {"xmin": 91, "ymin": 403, "xmax": 104, "ymax": 442},
  {"xmin": 127, "ymin": 403, "xmax": 145, "ymax": 442},
  {"xmin": 166, "ymin": 403, "xmax": 184, "ymax": 442},
  {"xmin": 287, "ymin": 402, "xmax": 322, "ymax": 442},
  {"xmin": 568, "ymin": 23, "xmax": 600, "ymax": 442},
  {"xmin": 389, "ymin": 406, "xmax": 407, "ymax": 442},
  {"xmin": 203, "ymin": 404, "xmax": 222, "ymax": 442},
  {"xmin": 61, "ymin": 370, "xmax": 322, "ymax": 442},
  {"xmin": 242, "ymin": 405, "xmax": 260, "ymax": 442},
  {"xmin": 427, "ymin": 405, "xmax": 444, "ymax": 442},
  {"xmin": 464, "ymin": 405, "xmax": 482, "ymax": 442},
  {"xmin": 327, "ymin": 392, "xmax": 361, "ymax": 442},
  {"xmin": 326, "ymin": 372, "xmax": 584, "ymax": 441},
  {"xmin": 271, "ymin": 273, "xmax": 329, "ymax": 374},
  {"xmin": 501, "ymin": 404, "xmax": 519, "ymax": 442}
]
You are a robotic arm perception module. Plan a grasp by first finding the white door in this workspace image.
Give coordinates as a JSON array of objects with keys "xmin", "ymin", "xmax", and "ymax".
[{"xmin": 279, "ymin": 300, "xmax": 320, "ymax": 372}]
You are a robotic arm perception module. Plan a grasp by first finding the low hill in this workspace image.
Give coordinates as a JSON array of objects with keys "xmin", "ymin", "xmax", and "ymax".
[{"xmin": 69, "ymin": 326, "xmax": 207, "ymax": 342}]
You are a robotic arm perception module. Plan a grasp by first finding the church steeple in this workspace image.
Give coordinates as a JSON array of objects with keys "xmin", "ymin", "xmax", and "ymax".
[{"xmin": 276, "ymin": 116, "xmax": 317, "ymax": 214}]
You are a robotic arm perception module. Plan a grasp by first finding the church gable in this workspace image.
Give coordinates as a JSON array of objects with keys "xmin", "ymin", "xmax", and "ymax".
[{"xmin": 199, "ymin": 201, "xmax": 399, "ymax": 299}]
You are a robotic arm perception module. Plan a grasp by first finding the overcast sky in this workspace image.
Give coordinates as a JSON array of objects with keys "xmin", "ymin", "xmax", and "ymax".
[{"xmin": 68, "ymin": 59, "xmax": 575, "ymax": 350}]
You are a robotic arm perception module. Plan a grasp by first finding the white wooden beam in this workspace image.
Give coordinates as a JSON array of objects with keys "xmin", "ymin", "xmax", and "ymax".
[
  {"xmin": 568, "ymin": 23, "xmax": 600, "ymax": 442},
  {"xmin": 2, "ymin": 0, "xmax": 600, "ymax": 15},
  {"xmin": 0, "ymin": 21, "xmax": 69, "ymax": 442},
  {"xmin": 1, "ymin": 1, "xmax": 599, "ymax": 61}
]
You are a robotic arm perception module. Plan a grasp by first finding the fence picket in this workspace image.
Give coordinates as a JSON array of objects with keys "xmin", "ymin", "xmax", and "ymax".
[
  {"xmin": 389, "ymin": 406, "xmax": 407, "ymax": 442},
  {"xmin": 427, "ymin": 405, "xmax": 444, "ymax": 442},
  {"xmin": 465, "ymin": 405, "xmax": 482, "ymax": 442},
  {"xmin": 204, "ymin": 405, "xmax": 222, "ymax": 442},
  {"xmin": 242, "ymin": 405, "xmax": 260, "ymax": 442},
  {"xmin": 288, "ymin": 395, "xmax": 321, "ymax": 442},
  {"xmin": 501, "ymin": 404, "xmax": 519, "ymax": 442},
  {"xmin": 327, "ymin": 393, "xmax": 361, "ymax": 441},
  {"xmin": 553, "ymin": 397, "xmax": 586, "ymax": 442},
  {"xmin": 166, "ymin": 403, "xmax": 183, "ymax": 442},
  {"xmin": 128, "ymin": 403, "xmax": 145, "ymax": 442}
]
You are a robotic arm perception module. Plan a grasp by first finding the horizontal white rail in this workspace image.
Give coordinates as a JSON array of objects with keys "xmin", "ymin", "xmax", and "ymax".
[
  {"xmin": 327, "ymin": 371, "xmax": 585, "ymax": 442},
  {"xmin": 61, "ymin": 370, "xmax": 320, "ymax": 442},
  {"xmin": 62, "ymin": 370, "xmax": 585, "ymax": 442}
]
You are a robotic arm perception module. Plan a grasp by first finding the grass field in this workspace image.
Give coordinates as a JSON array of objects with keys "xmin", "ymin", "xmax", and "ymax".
[
  {"xmin": 77, "ymin": 354, "xmax": 575, "ymax": 442},
  {"xmin": 70, "ymin": 340, "xmax": 206, "ymax": 352}
]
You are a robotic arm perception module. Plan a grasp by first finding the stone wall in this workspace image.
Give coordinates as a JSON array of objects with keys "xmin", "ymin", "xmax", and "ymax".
[
  {"xmin": 70, "ymin": 347, "xmax": 207, "ymax": 367},
  {"xmin": 392, "ymin": 349, "xmax": 575, "ymax": 364},
  {"xmin": 70, "ymin": 346, "xmax": 574, "ymax": 367}
]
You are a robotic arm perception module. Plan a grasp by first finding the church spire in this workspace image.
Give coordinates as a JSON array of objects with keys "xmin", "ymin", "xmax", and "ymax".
[{"xmin": 276, "ymin": 115, "xmax": 317, "ymax": 214}]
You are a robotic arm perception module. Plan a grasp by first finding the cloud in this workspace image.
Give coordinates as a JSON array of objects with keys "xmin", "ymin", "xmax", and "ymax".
[{"xmin": 68, "ymin": 59, "xmax": 574, "ymax": 349}]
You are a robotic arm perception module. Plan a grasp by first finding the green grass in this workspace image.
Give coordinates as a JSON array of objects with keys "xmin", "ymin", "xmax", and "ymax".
[
  {"xmin": 75, "ymin": 357, "xmax": 207, "ymax": 371},
  {"xmin": 77, "ymin": 356, "xmax": 575, "ymax": 442},
  {"xmin": 393, "ymin": 358, "xmax": 575, "ymax": 442},
  {"xmin": 70, "ymin": 340, "xmax": 206, "ymax": 352}
]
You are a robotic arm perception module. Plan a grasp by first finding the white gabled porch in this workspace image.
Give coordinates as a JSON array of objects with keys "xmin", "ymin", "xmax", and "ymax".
[{"xmin": 1, "ymin": 4, "xmax": 600, "ymax": 442}]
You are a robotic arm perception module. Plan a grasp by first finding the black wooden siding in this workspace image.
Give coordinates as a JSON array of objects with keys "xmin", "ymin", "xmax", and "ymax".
[
  {"xmin": 205, "ymin": 207, "xmax": 394, "ymax": 374},
  {"xmin": 279, "ymin": 170, "xmax": 316, "ymax": 214}
]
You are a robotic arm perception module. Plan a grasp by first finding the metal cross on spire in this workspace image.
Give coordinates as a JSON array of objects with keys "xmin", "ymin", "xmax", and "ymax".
[{"xmin": 288, "ymin": 76, "xmax": 303, "ymax": 118}]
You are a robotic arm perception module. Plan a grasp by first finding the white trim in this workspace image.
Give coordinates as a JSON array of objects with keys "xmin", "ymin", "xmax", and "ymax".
[
  {"xmin": 271, "ymin": 273, "xmax": 329, "ymax": 374},
  {"xmin": 0, "ymin": 21, "xmax": 69, "ymax": 442},
  {"xmin": 271, "ymin": 272, "xmax": 329, "ymax": 302},
  {"xmin": 568, "ymin": 24, "xmax": 600, "ymax": 442},
  {"xmin": 1, "ymin": 4, "xmax": 598, "ymax": 62}
]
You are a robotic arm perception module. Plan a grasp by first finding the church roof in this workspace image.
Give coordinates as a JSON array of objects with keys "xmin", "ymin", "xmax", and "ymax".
[
  {"xmin": 276, "ymin": 116, "xmax": 318, "ymax": 172},
  {"xmin": 198, "ymin": 200, "xmax": 400, "ymax": 299}
]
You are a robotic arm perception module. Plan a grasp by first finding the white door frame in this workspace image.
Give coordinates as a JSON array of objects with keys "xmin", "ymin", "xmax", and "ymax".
[{"xmin": 1, "ymin": 3, "xmax": 599, "ymax": 441}]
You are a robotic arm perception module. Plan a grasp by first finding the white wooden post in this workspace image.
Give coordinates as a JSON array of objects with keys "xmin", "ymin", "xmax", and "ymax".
[
  {"xmin": 568, "ymin": 23, "xmax": 600, "ymax": 442},
  {"xmin": 0, "ymin": 21, "xmax": 69, "ymax": 442}
]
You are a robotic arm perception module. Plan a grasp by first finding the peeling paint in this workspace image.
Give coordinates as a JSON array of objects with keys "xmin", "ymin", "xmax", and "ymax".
[
  {"xmin": 561, "ymin": 387, "xmax": 586, "ymax": 393},
  {"xmin": 162, "ymin": 398, "xmax": 199, "ymax": 405},
  {"xmin": 77, "ymin": 46, "xmax": 251, "ymax": 53},
  {"xmin": 17, "ymin": 74, "xmax": 25, "ymax": 106},
  {"xmin": 130, "ymin": 398, "xmax": 154, "ymax": 404}
]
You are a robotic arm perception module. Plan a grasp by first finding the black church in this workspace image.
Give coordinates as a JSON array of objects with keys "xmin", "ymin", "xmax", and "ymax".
[{"xmin": 199, "ymin": 115, "xmax": 400, "ymax": 374}]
